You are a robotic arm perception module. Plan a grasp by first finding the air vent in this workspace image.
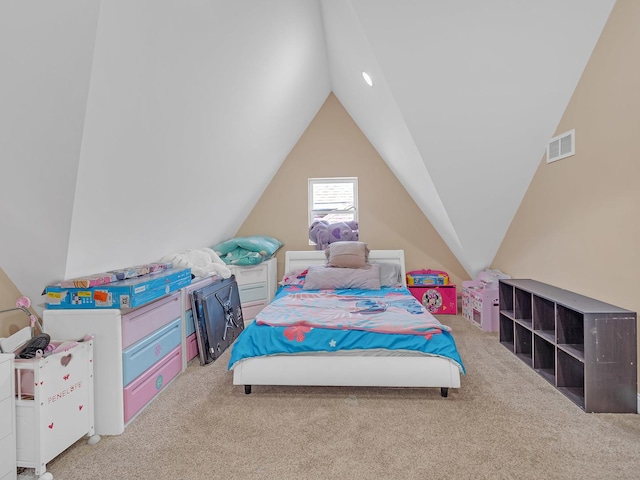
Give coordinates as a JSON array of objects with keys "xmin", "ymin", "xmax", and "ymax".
[{"xmin": 547, "ymin": 129, "xmax": 575, "ymax": 163}]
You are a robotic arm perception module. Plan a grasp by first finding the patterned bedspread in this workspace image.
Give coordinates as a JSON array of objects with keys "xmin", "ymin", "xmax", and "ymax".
[
  {"xmin": 228, "ymin": 286, "xmax": 465, "ymax": 374},
  {"xmin": 255, "ymin": 287, "xmax": 450, "ymax": 336}
]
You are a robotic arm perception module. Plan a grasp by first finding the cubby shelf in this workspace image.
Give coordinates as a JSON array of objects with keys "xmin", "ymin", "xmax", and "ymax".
[{"xmin": 499, "ymin": 279, "xmax": 637, "ymax": 413}]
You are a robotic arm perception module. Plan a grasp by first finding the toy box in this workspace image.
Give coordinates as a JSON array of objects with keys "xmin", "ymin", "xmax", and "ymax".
[
  {"xmin": 15, "ymin": 339, "xmax": 99, "ymax": 479},
  {"xmin": 45, "ymin": 268, "xmax": 191, "ymax": 309},
  {"xmin": 406, "ymin": 269, "xmax": 449, "ymax": 286},
  {"xmin": 409, "ymin": 284, "xmax": 457, "ymax": 315},
  {"xmin": 461, "ymin": 269, "xmax": 510, "ymax": 332}
]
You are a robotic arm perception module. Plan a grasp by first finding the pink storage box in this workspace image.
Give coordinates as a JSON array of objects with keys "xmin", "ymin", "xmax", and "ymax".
[{"xmin": 408, "ymin": 284, "xmax": 457, "ymax": 315}]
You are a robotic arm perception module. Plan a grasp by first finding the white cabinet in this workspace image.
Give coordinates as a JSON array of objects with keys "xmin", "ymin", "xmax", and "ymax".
[
  {"xmin": 15, "ymin": 342, "xmax": 97, "ymax": 478},
  {"xmin": 43, "ymin": 292, "xmax": 183, "ymax": 436},
  {"xmin": 228, "ymin": 258, "xmax": 277, "ymax": 321},
  {"xmin": 0, "ymin": 354, "xmax": 16, "ymax": 480}
]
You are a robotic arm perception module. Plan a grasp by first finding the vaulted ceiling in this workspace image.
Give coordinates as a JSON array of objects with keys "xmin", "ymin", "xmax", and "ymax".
[
  {"xmin": 0, "ymin": 0, "xmax": 615, "ymax": 309},
  {"xmin": 322, "ymin": 0, "xmax": 615, "ymax": 276}
]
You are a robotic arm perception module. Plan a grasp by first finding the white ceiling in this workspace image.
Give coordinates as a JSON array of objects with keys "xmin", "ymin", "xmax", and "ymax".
[
  {"xmin": 322, "ymin": 0, "xmax": 615, "ymax": 276},
  {"xmin": 0, "ymin": 0, "xmax": 616, "ymax": 309}
]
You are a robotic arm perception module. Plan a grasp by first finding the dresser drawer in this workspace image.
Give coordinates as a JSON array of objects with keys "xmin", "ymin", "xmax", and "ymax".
[
  {"xmin": 230, "ymin": 264, "xmax": 267, "ymax": 285},
  {"xmin": 123, "ymin": 346, "xmax": 182, "ymax": 423},
  {"xmin": 186, "ymin": 333, "xmax": 199, "ymax": 362},
  {"xmin": 122, "ymin": 317, "xmax": 182, "ymax": 386},
  {"xmin": 185, "ymin": 309, "xmax": 196, "ymax": 337},
  {"xmin": 122, "ymin": 292, "xmax": 181, "ymax": 349},
  {"xmin": 0, "ymin": 360, "xmax": 10, "ymax": 400},
  {"xmin": 238, "ymin": 282, "xmax": 267, "ymax": 304}
]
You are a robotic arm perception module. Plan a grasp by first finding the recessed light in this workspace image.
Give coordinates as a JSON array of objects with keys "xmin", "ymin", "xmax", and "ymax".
[{"xmin": 362, "ymin": 71, "xmax": 373, "ymax": 87}]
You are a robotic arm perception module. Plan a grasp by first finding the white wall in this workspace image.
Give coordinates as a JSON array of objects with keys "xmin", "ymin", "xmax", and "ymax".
[
  {"xmin": 66, "ymin": 0, "xmax": 330, "ymax": 278},
  {"xmin": 1, "ymin": 0, "xmax": 330, "ymax": 310},
  {"xmin": 0, "ymin": 0, "xmax": 101, "ymax": 308}
]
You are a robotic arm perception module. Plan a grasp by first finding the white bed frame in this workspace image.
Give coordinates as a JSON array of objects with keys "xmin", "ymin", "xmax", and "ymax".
[{"xmin": 231, "ymin": 249, "xmax": 461, "ymax": 397}]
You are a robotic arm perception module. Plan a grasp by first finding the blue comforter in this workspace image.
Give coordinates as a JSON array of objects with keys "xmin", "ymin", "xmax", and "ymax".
[{"xmin": 228, "ymin": 286, "xmax": 465, "ymax": 374}]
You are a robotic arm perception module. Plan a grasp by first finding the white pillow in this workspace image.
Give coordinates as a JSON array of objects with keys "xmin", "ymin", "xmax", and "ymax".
[{"xmin": 374, "ymin": 262, "xmax": 402, "ymax": 287}]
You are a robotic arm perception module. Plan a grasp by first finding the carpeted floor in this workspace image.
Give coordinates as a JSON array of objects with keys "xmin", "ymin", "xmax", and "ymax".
[{"xmin": 23, "ymin": 314, "xmax": 640, "ymax": 480}]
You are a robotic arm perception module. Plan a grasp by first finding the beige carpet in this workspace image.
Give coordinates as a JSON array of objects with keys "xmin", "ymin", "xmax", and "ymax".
[{"xmin": 29, "ymin": 315, "xmax": 640, "ymax": 480}]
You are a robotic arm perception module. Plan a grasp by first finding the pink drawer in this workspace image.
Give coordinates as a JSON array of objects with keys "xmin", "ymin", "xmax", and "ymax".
[
  {"xmin": 186, "ymin": 333, "xmax": 199, "ymax": 362},
  {"xmin": 122, "ymin": 292, "xmax": 181, "ymax": 349},
  {"xmin": 123, "ymin": 345, "xmax": 182, "ymax": 423}
]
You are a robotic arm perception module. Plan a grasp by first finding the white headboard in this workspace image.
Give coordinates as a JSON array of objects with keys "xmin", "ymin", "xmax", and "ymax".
[{"xmin": 284, "ymin": 249, "xmax": 407, "ymax": 287}]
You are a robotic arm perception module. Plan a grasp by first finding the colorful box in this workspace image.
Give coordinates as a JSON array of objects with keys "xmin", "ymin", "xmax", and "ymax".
[
  {"xmin": 60, "ymin": 272, "xmax": 118, "ymax": 289},
  {"xmin": 58, "ymin": 262, "xmax": 173, "ymax": 288},
  {"xmin": 406, "ymin": 270, "xmax": 449, "ymax": 286},
  {"xmin": 45, "ymin": 268, "xmax": 191, "ymax": 309},
  {"xmin": 408, "ymin": 284, "xmax": 457, "ymax": 315}
]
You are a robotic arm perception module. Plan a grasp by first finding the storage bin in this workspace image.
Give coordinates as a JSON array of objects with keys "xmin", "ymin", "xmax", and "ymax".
[{"xmin": 408, "ymin": 285, "xmax": 457, "ymax": 315}]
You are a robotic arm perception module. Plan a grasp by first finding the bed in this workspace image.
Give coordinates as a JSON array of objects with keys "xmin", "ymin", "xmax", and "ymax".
[{"xmin": 228, "ymin": 248, "xmax": 465, "ymax": 397}]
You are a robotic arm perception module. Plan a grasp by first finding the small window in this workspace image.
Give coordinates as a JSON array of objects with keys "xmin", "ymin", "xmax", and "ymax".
[{"xmin": 308, "ymin": 177, "xmax": 358, "ymax": 227}]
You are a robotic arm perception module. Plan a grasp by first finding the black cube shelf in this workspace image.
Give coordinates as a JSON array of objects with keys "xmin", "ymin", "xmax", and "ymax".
[{"xmin": 499, "ymin": 279, "xmax": 637, "ymax": 413}]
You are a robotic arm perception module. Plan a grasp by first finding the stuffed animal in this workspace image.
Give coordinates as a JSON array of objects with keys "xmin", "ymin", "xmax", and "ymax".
[
  {"xmin": 160, "ymin": 248, "xmax": 232, "ymax": 279},
  {"xmin": 309, "ymin": 220, "xmax": 331, "ymax": 250},
  {"xmin": 309, "ymin": 220, "xmax": 359, "ymax": 250}
]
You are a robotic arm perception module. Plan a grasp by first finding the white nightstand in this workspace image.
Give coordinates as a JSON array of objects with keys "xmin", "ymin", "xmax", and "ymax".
[{"xmin": 228, "ymin": 257, "xmax": 277, "ymax": 322}]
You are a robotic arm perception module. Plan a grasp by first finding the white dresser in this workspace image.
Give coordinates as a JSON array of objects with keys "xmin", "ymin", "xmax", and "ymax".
[
  {"xmin": 228, "ymin": 257, "xmax": 277, "ymax": 322},
  {"xmin": 0, "ymin": 354, "xmax": 16, "ymax": 480},
  {"xmin": 43, "ymin": 292, "xmax": 183, "ymax": 436}
]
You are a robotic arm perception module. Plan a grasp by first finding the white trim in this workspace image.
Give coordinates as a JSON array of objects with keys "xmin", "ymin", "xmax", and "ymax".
[
  {"xmin": 307, "ymin": 177, "xmax": 358, "ymax": 227},
  {"xmin": 285, "ymin": 249, "xmax": 406, "ymax": 286}
]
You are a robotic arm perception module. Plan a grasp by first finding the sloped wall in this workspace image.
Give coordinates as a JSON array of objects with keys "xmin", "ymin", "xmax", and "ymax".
[
  {"xmin": 65, "ymin": 0, "xmax": 330, "ymax": 279},
  {"xmin": 0, "ymin": 0, "xmax": 330, "ymax": 312},
  {"xmin": 0, "ymin": 0, "xmax": 101, "ymax": 312},
  {"xmin": 494, "ymin": 0, "xmax": 640, "ymax": 316},
  {"xmin": 236, "ymin": 93, "xmax": 467, "ymax": 287}
]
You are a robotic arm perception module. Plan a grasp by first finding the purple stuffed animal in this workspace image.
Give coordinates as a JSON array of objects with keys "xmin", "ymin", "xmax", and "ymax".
[{"xmin": 309, "ymin": 220, "xmax": 359, "ymax": 250}]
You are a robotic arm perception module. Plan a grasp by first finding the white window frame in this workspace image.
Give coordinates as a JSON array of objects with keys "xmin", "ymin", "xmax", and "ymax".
[{"xmin": 308, "ymin": 177, "xmax": 358, "ymax": 244}]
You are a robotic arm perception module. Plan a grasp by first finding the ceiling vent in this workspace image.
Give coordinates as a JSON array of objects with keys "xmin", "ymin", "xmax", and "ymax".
[{"xmin": 547, "ymin": 129, "xmax": 575, "ymax": 163}]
